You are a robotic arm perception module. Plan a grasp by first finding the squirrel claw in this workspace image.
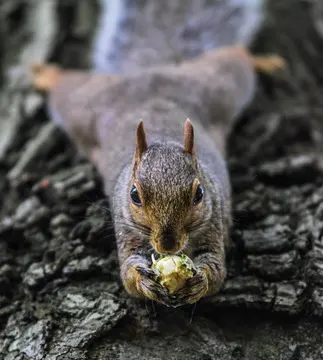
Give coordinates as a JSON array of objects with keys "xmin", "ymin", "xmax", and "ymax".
[
  {"xmin": 136, "ymin": 265, "xmax": 158, "ymax": 281},
  {"xmin": 172, "ymin": 268, "xmax": 208, "ymax": 307},
  {"xmin": 135, "ymin": 265, "xmax": 172, "ymax": 307}
]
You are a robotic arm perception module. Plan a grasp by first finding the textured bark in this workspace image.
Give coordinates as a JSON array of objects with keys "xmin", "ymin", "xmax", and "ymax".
[{"xmin": 1, "ymin": 0, "xmax": 323, "ymax": 359}]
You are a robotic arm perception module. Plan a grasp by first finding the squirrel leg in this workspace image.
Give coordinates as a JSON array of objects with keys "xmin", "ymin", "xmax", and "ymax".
[
  {"xmin": 216, "ymin": 46, "xmax": 286, "ymax": 74},
  {"xmin": 248, "ymin": 53, "xmax": 286, "ymax": 74},
  {"xmin": 30, "ymin": 64, "xmax": 62, "ymax": 91},
  {"xmin": 31, "ymin": 64, "xmax": 117, "ymax": 160},
  {"xmin": 120, "ymin": 255, "xmax": 173, "ymax": 306},
  {"xmin": 31, "ymin": 63, "xmax": 98, "ymax": 157},
  {"xmin": 178, "ymin": 45, "xmax": 284, "ymax": 152},
  {"xmin": 195, "ymin": 45, "xmax": 286, "ymax": 75}
]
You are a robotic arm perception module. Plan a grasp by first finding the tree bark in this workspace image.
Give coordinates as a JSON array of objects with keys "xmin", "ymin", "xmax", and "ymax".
[{"xmin": 1, "ymin": 0, "xmax": 323, "ymax": 359}]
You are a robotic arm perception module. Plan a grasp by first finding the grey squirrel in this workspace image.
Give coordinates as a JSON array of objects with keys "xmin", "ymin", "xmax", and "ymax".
[{"xmin": 30, "ymin": 0, "xmax": 285, "ymax": 307}]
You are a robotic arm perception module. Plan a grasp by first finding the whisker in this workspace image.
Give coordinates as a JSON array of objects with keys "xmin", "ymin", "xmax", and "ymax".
[
  {"xmin": 97, "ymin": 234, "xmax": 117, "ymax": 242},
  {"xmin": 68, "ymin": 190, "xmax": 153, "ymax": 238},
  {"xmin": 80, "ymin": 217, "xmax": 150, "ymax": 237},
  {"xmin": 151, "ymin": 300, "xmax": 156, "ymax": 317},
  {"xmin": 185, "ymin": 219, "xmax": 209, "ymax": 233},
  {"xmin": 147, "ymin": 247, "xmax": 155, "ymax": 255},
  {"xmin": 78, "ymin": 192, "xmax": 108, "ymax": 210},
  {"xmin": 114, "ymin": 222, "xmax": 151, "ymax": 237},
  {"xmin": 145, "ymin": 298, "xmax": 150, "ymax": 318},
  {"xmin": 123, "ymin": 219, "xmax": 152, "ymax": 237},
  {"xmin": 189, "ymin": 302, "xmax": 197, "ymax": 324},
  {"xmin": 129, "ymin": 218, "xmax": 151, "ymax": 231}
]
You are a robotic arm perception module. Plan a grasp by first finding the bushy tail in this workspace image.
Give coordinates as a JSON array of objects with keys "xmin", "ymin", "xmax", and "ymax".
[{"xmin": 93, "ymin": 0, "xmax": 265, "ymax": 73}]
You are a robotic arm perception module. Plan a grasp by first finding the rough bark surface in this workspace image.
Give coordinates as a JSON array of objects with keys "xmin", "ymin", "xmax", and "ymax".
[{"xmin": 1, "ymin": 0, "xmax": 323, "ymax": 359}]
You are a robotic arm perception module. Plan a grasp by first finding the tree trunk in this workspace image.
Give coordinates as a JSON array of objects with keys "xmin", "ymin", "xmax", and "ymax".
[{"xmin": 1, "ymin": 0, "xmax": 323, "ymax": 359}]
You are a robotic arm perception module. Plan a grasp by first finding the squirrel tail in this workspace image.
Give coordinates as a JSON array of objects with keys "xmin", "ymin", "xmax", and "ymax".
[
  {"xmin": 92, "ymin": 0, "xmax": 265, "ymax": 73},
  {"xmin": 210, "ymin": 0, "xmax": 265, "ymax": 46}
]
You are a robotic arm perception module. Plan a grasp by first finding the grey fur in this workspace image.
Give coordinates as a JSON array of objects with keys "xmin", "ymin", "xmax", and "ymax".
[
  {"xmin": 47, "ymin": 1, "xmax": 263, "ymax": 306},
  {"xmin": 93, "ymin": 0, "xmax": 264, "ymax": 72}
]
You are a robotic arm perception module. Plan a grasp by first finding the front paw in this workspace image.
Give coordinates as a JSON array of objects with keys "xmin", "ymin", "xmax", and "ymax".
[
  {"xmin": 172, "ymin": 268, "xmax": 208, "ymax": 307},
  {"xmin": 135, "ymin": 265, "xmax": 173, "ymax": 307}
]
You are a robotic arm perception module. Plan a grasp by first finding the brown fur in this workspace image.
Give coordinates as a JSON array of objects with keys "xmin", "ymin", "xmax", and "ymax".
[
  {"xmin": 135, "ymin": 121, "xmax": 148, "ymax": 160},
  {"xmin": 32, "ymin": 46, "xmax": 285, "ymax": 307},
  {"xmin": 183, "ymin": 118, "xmax": 195, "ymax": 155},
  {"xmin": 30, "ymin": 64, "xmax": 62, "ymax": 91}
]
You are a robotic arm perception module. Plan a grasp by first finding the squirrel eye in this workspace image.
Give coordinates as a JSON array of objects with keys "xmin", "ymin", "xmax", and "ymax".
[
  {"xmin": 193, "ymin": 184, "xmax": 204, "ymax": 205},
  {"xmin": 130, "ymin": 185, "xmax": 141, "ymax": 206}
]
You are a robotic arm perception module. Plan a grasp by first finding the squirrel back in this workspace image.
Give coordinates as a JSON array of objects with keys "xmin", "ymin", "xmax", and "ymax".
[{"xmin": 93, "ymin": 0, "xmax": 265, "ymax": 73}]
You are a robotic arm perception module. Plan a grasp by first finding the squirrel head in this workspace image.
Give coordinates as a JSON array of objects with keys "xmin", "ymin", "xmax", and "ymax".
[{"xmin": 128, "ymin": 119, "xmax": 208, "ymax": 255}]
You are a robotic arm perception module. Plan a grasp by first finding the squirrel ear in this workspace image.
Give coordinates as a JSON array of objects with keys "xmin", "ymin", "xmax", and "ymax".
[
  {"xmin": 184, "ymin": 118, "xmax": 195, "ymax": 155},
  {"xmin": 136, "ymin": 120, "xmax": 148, "ymax": 159}
]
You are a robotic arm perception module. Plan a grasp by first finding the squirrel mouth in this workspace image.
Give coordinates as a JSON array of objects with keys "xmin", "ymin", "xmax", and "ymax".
[
  {"xmin": 152, "ymin": 241, "xmax": 185, "ymax": 256},
  {"xmin": 151, "ymin": 228, "xmax": 188, "ymax": 255}
]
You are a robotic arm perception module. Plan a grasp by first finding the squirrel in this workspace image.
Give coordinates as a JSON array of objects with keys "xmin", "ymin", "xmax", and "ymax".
[{"xmin": 30, "ymin": 0, "xmax": 285, "ymax": 307}]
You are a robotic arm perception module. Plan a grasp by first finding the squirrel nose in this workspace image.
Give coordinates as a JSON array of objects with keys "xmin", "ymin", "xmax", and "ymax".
[{"xmin": 158, "ymin": 227, "xmax": 179, "ymax": 254}]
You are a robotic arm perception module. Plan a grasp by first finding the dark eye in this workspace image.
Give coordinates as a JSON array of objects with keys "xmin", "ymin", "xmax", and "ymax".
[
  {"xmin": 130, "ymin": 185, "xmax": 141, "ymax": 206},
  {"xmin": 193, "ymin": 184, "xmax": 204, "ymax": 205}
]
